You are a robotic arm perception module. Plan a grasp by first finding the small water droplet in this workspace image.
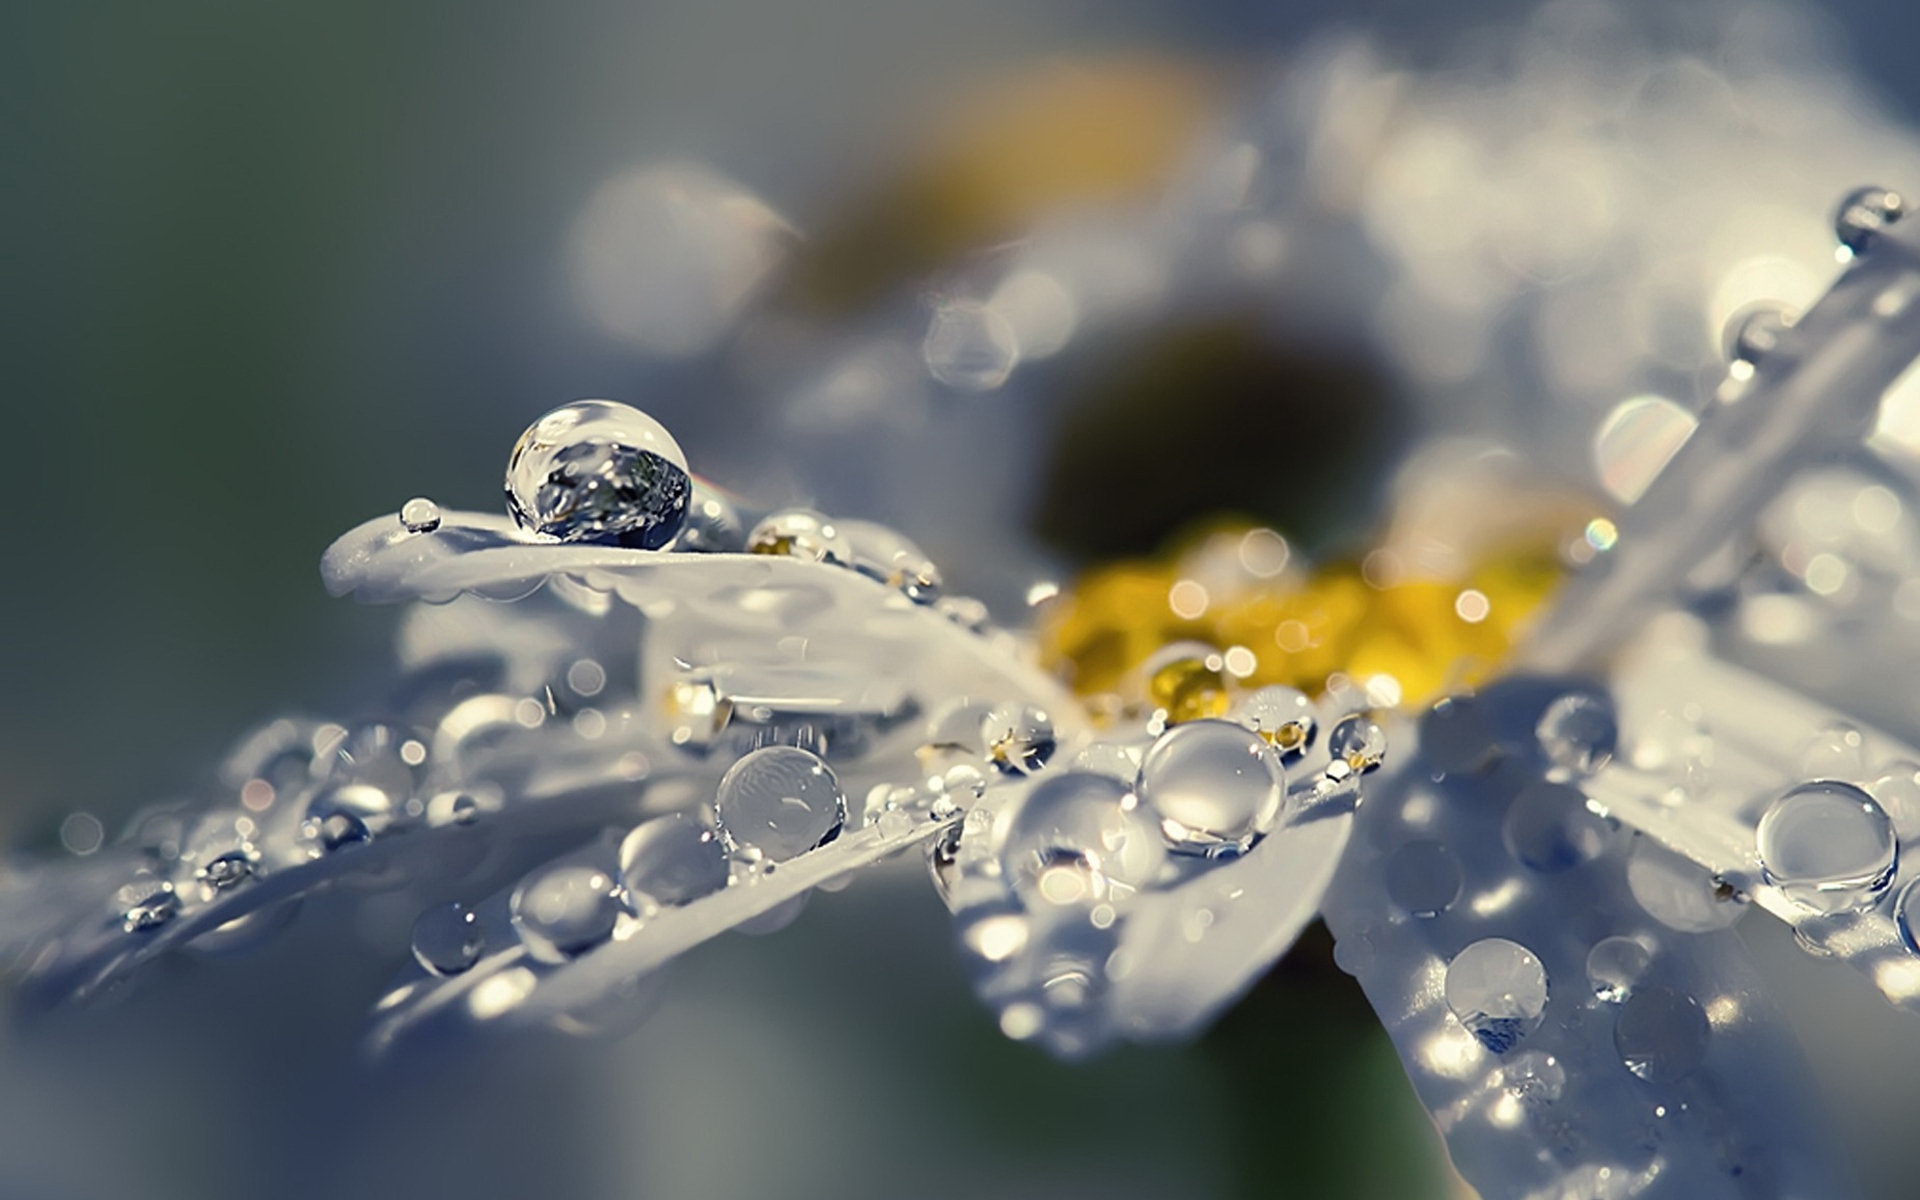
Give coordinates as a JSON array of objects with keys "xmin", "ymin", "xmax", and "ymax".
[
  {"xmin": 427, "ymin": 790, "xmax": 482, "ymax": 827},
  {"xmin": 1614, "ymin": 985, "xmax": 1709, "ymax": 1082},
  {"xmin": 1136, "ymin": 719, "xmax": 1284, "ymax": 857},
  {"xmin": 839, "ymin": 518, "xmax": 942, "ymax": 603},
  {"xmin": 982, "ymin": 703, "xmax": 1057, "ymax": 777},
  {"xmin": 301, "ymin": 783, "xmax": 389, "ymax": 853},
  {"xmin": 511, "ymin": 862, "xmax": 622, "ymax": 963},
  {"xmin": 927, "ymin": 823, "xmax": 963, "ymax": 905},
  {"xmin": 619, "ymin": 813, "xmax": 731, "ymax": 907},
  {"xmin": 714, "ymin": 746, "xmax": 845, "ymax": 860},
  {"xmin": 923, "ymin": 300, "xmax": 1019, "ymax": 391},
  {"xmin": 1420, "ymin": 695, "xmax": 1498, "ymax": 778},
  {"xmin": 1722, "ymin": 304, "xmax": 1793, "ymax": 367},
  {"xmin": 197, "ymin": 848, "xmax": 257, "ymax": 893},
  {"xmin": 1143, "ymin": 643, "xmax": 1230, "ymax": 725},
  {"xmin": 1503, "ymin": 780, "xmax": 1611, "ymax": 871},
  {"xmin": 1445, "ymin": 938, "xmax": 1548, "ymax": 1053},
  {"xmin": 1757, "ymin": 780, "xmax": 1897, "ymax": 912},
  {"xmin": 1502, "ymin": 1050, "xmax": 1565, "ymax": 1104},
  {"xmin": 505, "ymin": 400, "xmax": 691, "ymax": 548},
  {"xmin": 1233, "ymin": 686, "xmax": 1318, "ymax": 762},
  {"xmin": 1535, "ymin": 692, "xmax": 1617, "ymax": 778},
  {"xmin": 120, "ymin": 879, "xmax": 181, "ymax": 933},
  {"xmin": 1384, "ymin": 840, "xmax": 1462, "ymax": 917},
  {"xmin": 1799, "ymin": 723, "xmax": 1868, "ymax": 781},
  {"xmin": 1834, "ymin": 185, "xmax": 1906, "ymax": 256},
  {"xmin": 745, "ymin": 508, "xmax": 852, "ymax": 565},
  {"xmin": 1001, "ymin": 773, "xmax": 1166, "ymax": 908},
  {"xmin": 399, "ymin": 497, "xmax": 442, "ymax": 533},
  {"xmin": 1587, "ymin": 936, "xmax": 1652, "ymax": 1002},
  {"xmin": 1328, "ymin": 713, "xmax": 1388, "ymax": 773},
  {"xmin": 412, "ymin": 902, "xmax": 484, "ymax": 975}
]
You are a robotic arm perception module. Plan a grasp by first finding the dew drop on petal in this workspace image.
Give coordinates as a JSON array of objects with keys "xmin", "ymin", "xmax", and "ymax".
[
  {"xmin": 982, "ymin": 703, "xmax": 1057, "ymax": 777},
  {"xmin": 1757, "ymin": 781, "xmax": 1898, "ymax": 913},
  {"xmin": 1136, "ymin": 719, "xmax": 1285, "ymax": 857},
  {"xmin": 923, "ymin": 300, "xmax": 1019, "ymax": 391},
  {"xmin": 745, "ymin": 508, "xmax": 852, "ymax": 565},
  {"xmin": 1896, "ymin": 877, "xmax": 1920, "ymax": 954},
  {"xmin": 1502, "ymin": 780, "xmax": 1611, "ymax": 872},
  {"xmin": 1233, "ymin": 686, "xmax": 1318, "ymax": 762},
  {"xmin": 619, "ymin": 813, "xmax": 731, "ymax": 907},
  {"xmin": 120, "ymin": 879, "xmax": 181, "ymax": 934},
  {"xmin": 1001, "ymin": 772, "xmax": 1166, "ymax": 909},
  {"xmin": 412, "ymin": 901, "xmax": 484, "ymax": 976},
  {"xmin": 1328, "ymin": 713, "xmax": 1388, "ymax": 773},
  {"xmin": 505, "ymin": 400, "xmax": 691, "ymax": 548},
  {"xmin": 1502, "ymin": 1050, "xmax": 1565, "ymax": 1104},
  {"xmin": 714, "ymin": 746, "xmax": 846, "ymax": 860},
  {"xmin": 1833, "ymin": 184, "xmax": 1906, "ymax": 257},
  {"xmin": 399, "ymin": 497, "xmax": 442, "ymax": 533},
  {"xmin": 1535, "ymin": 692, "xmax": 1617, "ymax": 778},
  {"xmin": 510, "ymin": 862, "xmax": 623, "ymax": 963},
  {"xmin": 1586, "ymin": 936, "xmax": 1652, "ymax": 1003},
  {"xmin": 1445, "ymin": 938, "xmax": 1548, "ymax": 1054}
]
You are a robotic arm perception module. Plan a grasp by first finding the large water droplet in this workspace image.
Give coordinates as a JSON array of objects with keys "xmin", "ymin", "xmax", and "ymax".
[
  {"xmin": 982, "ymin": 703, "xmax": 1057, "ymax": 777},
  {"xmin": 1626, "ymin": 837, "xmax": 1745, "ymax": 932},
  {"xmin": 1834, "ymin": 185, "xmax": 1907, "ymax": 256},
  {"xmin": 1535, "ymin": 692, "xmax": 1617, "ymax": 778},
  {"xmin": 412, "ymin": 902, "xmax": 484, "ymax": 975},
  {"xmin": 1502, "ymin": 780, "xmax": 1611, "ymax": 871},
  {"xmin": 619, "ymin": 813, "xmax": 731, "ymax": 907},
  {"xmin": 1445, "ymin": 938, "xmax": 1548, "ymax": 1053},
  {"xmin": 1593, "ymin": 395, "xmax": 1696, "ymax": 504},
  {"xmin": 714, "ymin": 746, "xmax": 845, "ymax": 860},
  {"xmin": 1384, "ymin": 840, "xmax": 1462, "ymax": 917},
  {"xmin": 1135, "ymin": 719, "xmax": 1284, "ymax": 857},
  {"xmin": 1756, "ymin": 780, "xmax": 1898, "ymax": 913},
  {"xmin": 1001, "ymin": 772, "xmax": 1166, "ymax": 908},
  {"xmin": 1586, "ymin": 935, "xmax": 1652, "ymax": 1002},
  {"xmin": 923, "ymin": 300, "xmax": 1019, "ymax": 391},
  {"xmin": 1233, "ymin": 686, "xmax": 1317, "ymax": 762},
  {"xmin": 505, "ymin": 400, "xmax": 691, "ymax": 548},
  {"xmin": 1328, "ymin": 713, "xmax": 1388, "ymax": 773},
  {"xmin": 1614, "ymin": 985, "xmax": 1709, "ymax": 1082},
  {"xmin": 745, "ymin": 508, "xmax": 852, "ymax": 565},
  {"xmin": 511, "ymin": 862, "xmax": 623, "ymax": 963}
]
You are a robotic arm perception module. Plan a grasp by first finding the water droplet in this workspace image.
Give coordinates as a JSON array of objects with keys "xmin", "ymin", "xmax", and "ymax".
[
  {"xmin": 1535, "ymin": 692, "xmax": 1617, "ymax": 778},
  {"xmin": 510, "ymin": 862, "xmax": 622, "ymax": 963},
  {"xmin": 1135, "ymin": 719, "xmax": 1285, "ymax": 857},
  {"xmin": 120, "ymin": 879, "xmax": 181, "ymax": 933},
  {"xmin": 1445, "ymin": 938, "xmax": 1548, "ymax": 1053},
  {"xmin": 399, "ymin": 497, "xmax": 442, "ymax": 533},
  {"xmin": 196, "ymin": 848, "xmax": 257, "ymax": 893},
  {"xmin": 1001, "ymin": 773, "xmax": 1166, "ymax": 908},
  {"xmin": 1502, "ymin": 1050, "xmax": 1565, "ymax": 1104},
  {"xmin": 1799, "ymin": 723, "xmax": 1868, "ymax": 781},
  {"xmin": 619, "ymin": 813, "xmax": 731, "ymax": 907},
  {"xmin": 666, "ymin": 673, "xmax": 733, "ymax": 750},
  {"xmin": 1586, "ymin": 936, "xmax": 1652, "ymax": 1002},
  {"xmin": 1614, "ymin": 985, "xmax": 1709, "ymax": 1082},
  {"xmin": 1757, "ymin": 780, "xmax": 1897, "ymax": 913},
  {"xmin": 714, "ymin": 746, "xmax": 845, "ymax": 860},
  {"xmin": 1870, "ymin": 761, "xmax": 1920, "ymax": 838},
  {"xmin": 934, "ymin": 595, "xmax": 991, "ymax": 633},
  {"xmin": 321, "ymin": 720, "xmax": 425, "ymax": 802},
  {"xmin": 1503, "ymin": 780, "xmax": 1612, "ymax": 872},
  {"xmin": 1328, "ymin": 713, "xmax": 1388, "ymax": 773},
  {"xmin": 1233, "ymin": 686, "xmax": 1318, "ymax": 761},
  {"xmin": 1419, "ymin": 695, "xmax": 1498, "ymax": 777},
  {"xmin": 1834, "ymin": 185, "xmax": 1906, "ymax": 256},
  {"xmin": 927, "ymin": 823, "xmax": 963, "ymax": 905},
  {"xmin": 412, "ymin": 902, "xmax": 484, "ymax": 975},
  {"xmin": 505, "ymin": 400, "xmax": 691, "ymax": 548},
  {"xmin": 982, "ymin": 703, "xmax": 1057, "ymax": 776},
  {"xmin": 1896, "ymin": 877, "xmax": 1920, "ymax": 954},
  {"xmin": 1593, "ymin": 395, "xmax": 1697, "ymax": 504},
  {"xmin": 427, "ymin": 790, "xmax": 482, "ymax": 827},
  {"xmin": 667, "ymin": 479, "xmax": 745, "ymax": 552},
  {"xmin": 1384, "ymin": 840, "xmax": 1462, "ymax": 916},
  {"xmin": 923, "ymin": 300, "xmax": 1019, "ymax": 391},
  {"xmin": 839, "ymin": 518, "xmax": 942, "ymax": 603},
  {"xmin": 1144, "ymin": 643, "xmax": 1230, "ymax": 725},
  {"xmin": 745, "ymin": 508, "xmax": 852, "ymax": 565},
  {"xmin": 301, "ymin": 783, "xmax": 390, "ymax": 852},
  {"xmin": 1626, "ymin": 837, "xmax": 1745, "ymax": 932},
  {"xmin": 1723, "ymin": 304, "xmax": 1793, "ymax": 366}
]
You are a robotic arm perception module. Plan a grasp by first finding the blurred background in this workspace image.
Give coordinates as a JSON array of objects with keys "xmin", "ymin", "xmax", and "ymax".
[{"xmin": 9, "ymin": 0, "xmax": 1920, "ymax": 1195}]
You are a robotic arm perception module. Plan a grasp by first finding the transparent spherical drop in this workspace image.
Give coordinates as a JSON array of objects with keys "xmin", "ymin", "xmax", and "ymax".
[
  {"xmin": 1234, "ymin": 686, "xmax": 1318, "ymax": 761},
  {"xmin": 1328, "ymin": 713, "xmax": 1388, "ymax": 773},
  {"xmin": 745, "ymin": 508, "xmax": 852, "ymax": 565},
  {"xmin": 505, "ymin": 400, "xmax": 691, "ymax": 548},
  {"xmin": 322, "ymin": 720, "xmax": 425, "ymax": 804},
  {"xmin": 667, "ymin": 478, "xmax": 745, "ymax": 553},
  {"xmin": 1445, "ymin": 938, "xmax": 1548, "ymax": 1053},
  {"xmin": 714, "ymin": 746, "xmax": 845, "ymax": 860},
  {"xmin": 1757, "ymin": 780, "xmax": 1898, "ymax": 913},
  {"xmin": 839, "ymin": 518, "xmax": 942, "ymax": 603},
  {"xmin": 1833, "ymin": 184, "xmax": 1906, "ymax": 256},
  {"xmin": 196, "ymin": 848, "xmax": 258, "ymax": 893},
  {"xmin": 1535, "ymin": 692, "xmax": 1617, "ymax": 778},
  {"xmin": 1135, "ymin": 719, "xmax": 1285, "ymax": 857},
  {"xmin": 923, "ymin": 300, "xmax": 1019, "ymax": 391},
  {"xmin": 1896, "ymin": 877, "xmax": 1920, "ymax": 954},
  {"xmin": 1722, "ymin": 304, "xmax": 1793, "ymax": 366},
  {"xmin": 1144, "ymin": 643, "xmax": 1230, "ymax": 725},
  {"xmin": 510, "ymin": 862, "xmax": 622, "ymax": 964},
  {"xmin": 619, "ymin": 813, "xmax": 731, "ymax": 907},
  {"xmin": 398, "ymin": 496, "xmax": 442, "ymax": 533},
  {"xmin": 1799, "ymin": 723, "xmax": 1868, "ymax": 781},
  {"xmin": 1626, "ymin": 837, "xmax": 1746, "ymax": 933},
  {"xmin": 1502, "ymin": 1050, "xmax": 1565, "ymax": 1104},
  {"xmin": 301, "ymin": 783, "xmax": 390, "ymax": 852},
  {"xmin": 1384, "ymin": 839, "xmax": 1462, "ymax": 917},
  {"xmin": 982, "ymin": 703, "xmax": 1057, "ymax": 777},
  {"xmin": 927, "ymin": 823, "xmax": 964, "ymax": 907},
  {"xmin": 120, "ymin": 879, "xmax": 181, "ymax": 934},
  {"xmin": 935, "ymin": 595, "xmax": 991, "ymax": 633},
  {"xmin": 1502, "ymin": 780, "xmax": 1611, "ymax": 872},
  {"xmin": 666, "ymin": 673, "xmax": 733, "ymax": 750},
  {"xmin": 1871, "ymin": 761, "xmax": 1920, "ymax": 839},
  {"xmin": 1614, "ymin": 985, "xmax": 1709, "ymax": 1082},
  {"xmin": 1586, "ymin": 936, "xmax": 1652, "ymax": 1003},
  {"xmin": 1001, "ymin": 772, "xmax": 1166, "ymax": 908},
  {"xmin": 412, "ymin": 901, "xmax": 484, "ymax": 976},
  {"xmin": 427, "ymin": 790, "xmax": 482, "ymax": 828}
]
